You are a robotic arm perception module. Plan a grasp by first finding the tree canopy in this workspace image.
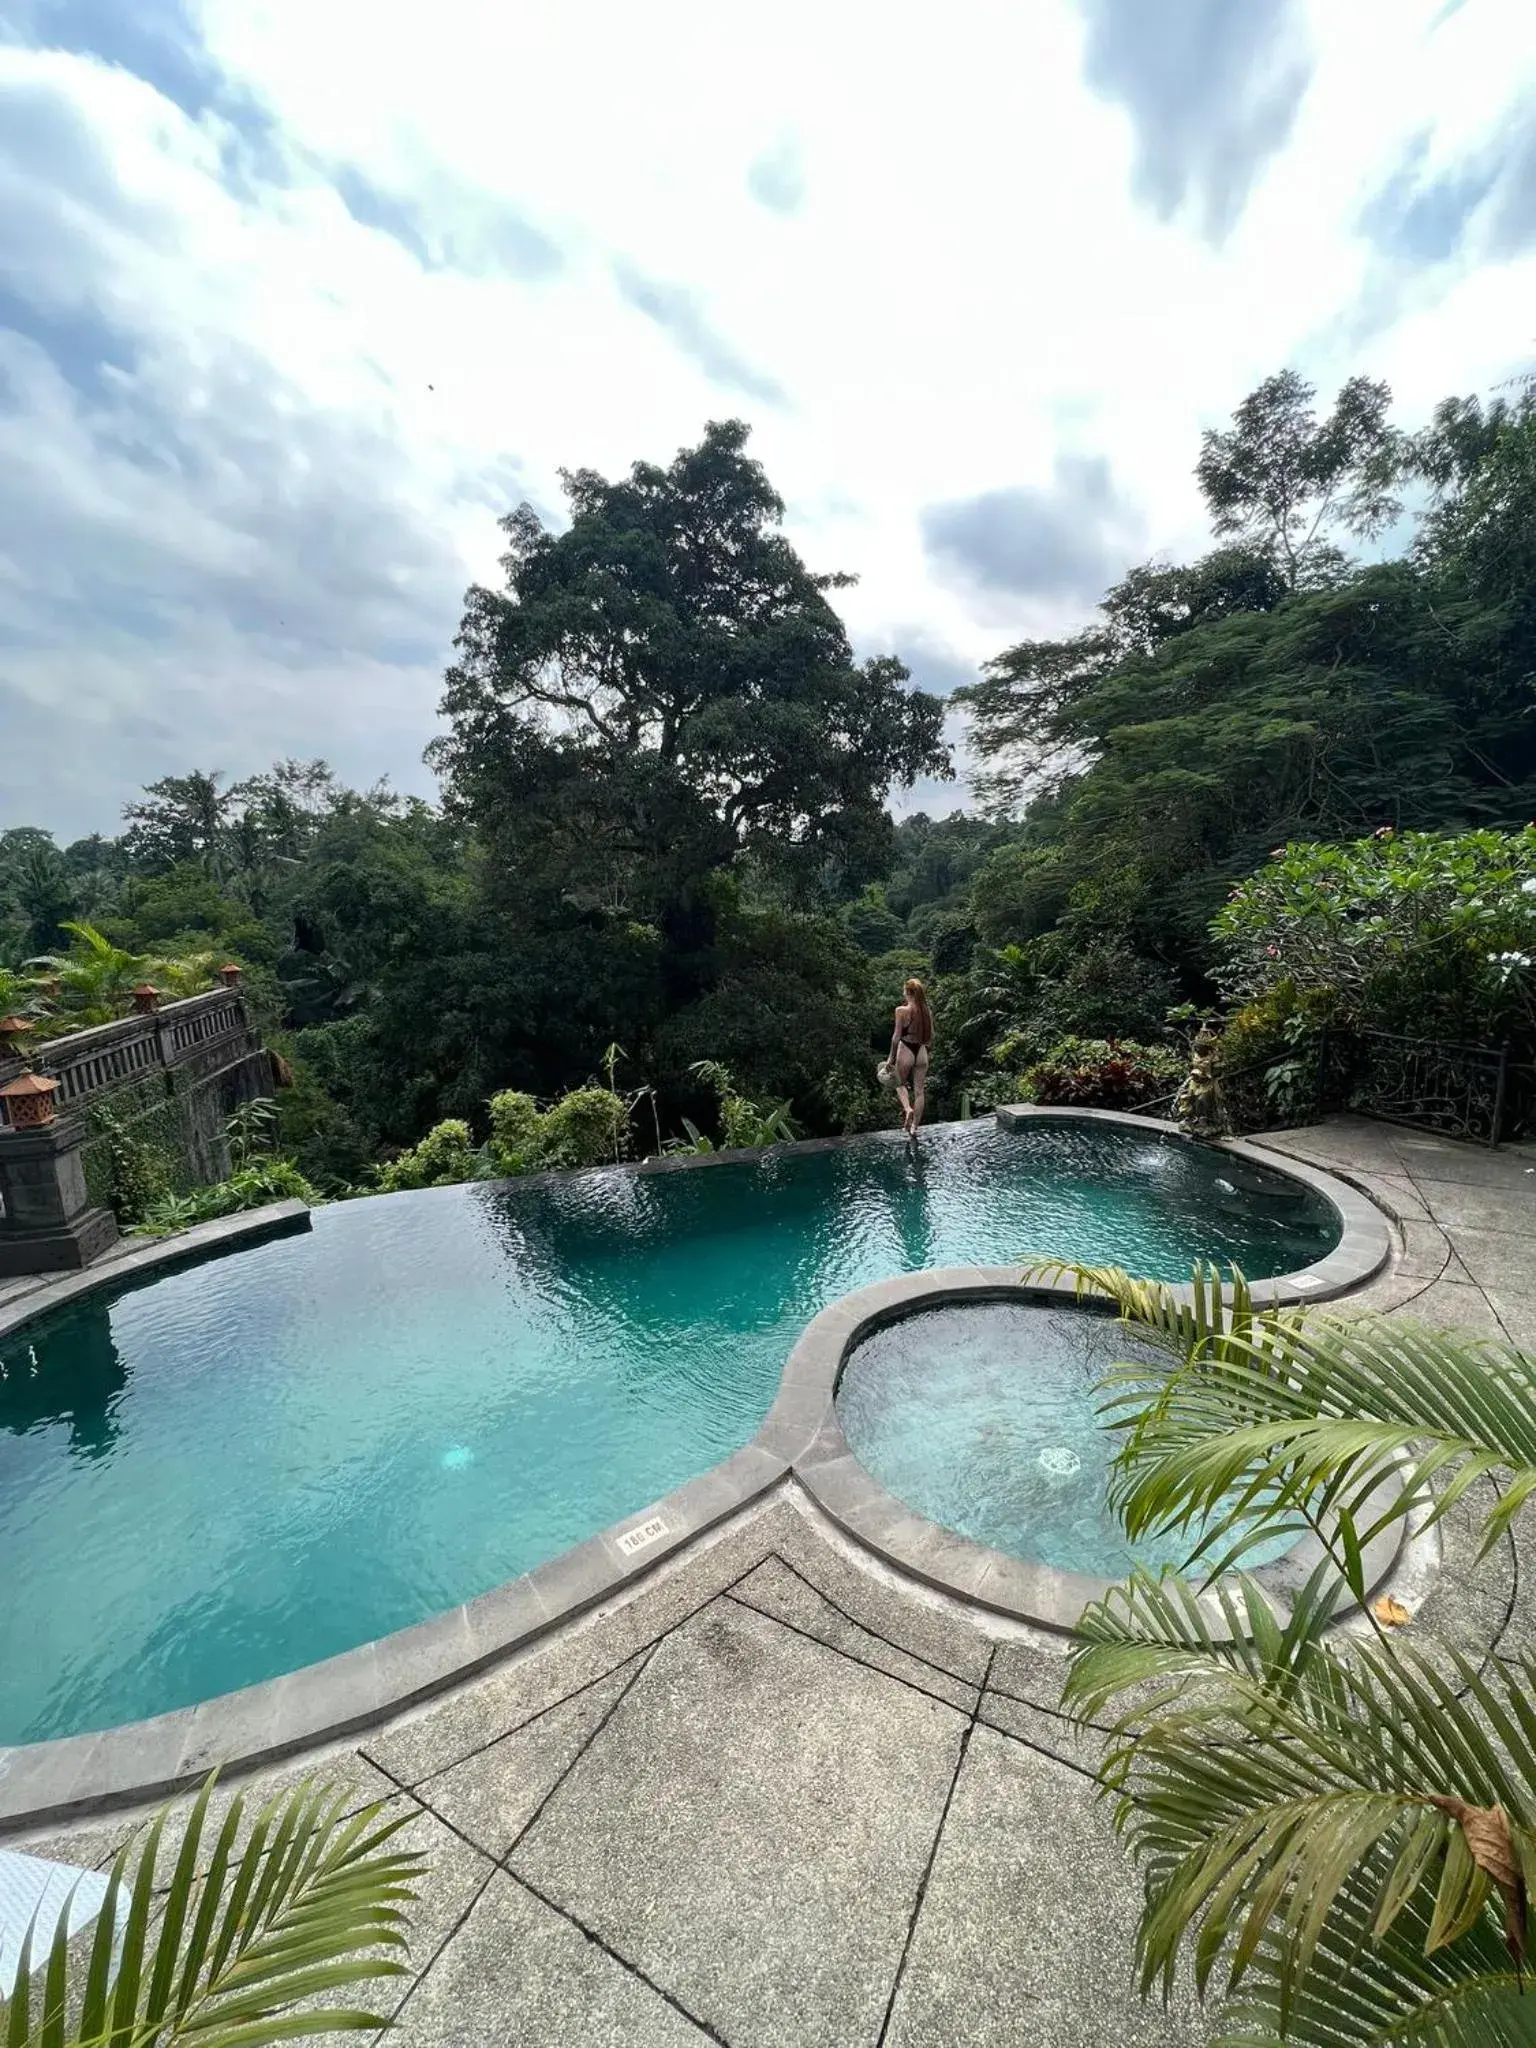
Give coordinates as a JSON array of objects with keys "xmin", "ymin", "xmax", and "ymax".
[
  {"xmin": 432, "ymin": 419, "xmax": 950, "ymax": 900},
  {"xmin": 6, "ymin": 375, "xmax": 1535, "ymax": 1172}
]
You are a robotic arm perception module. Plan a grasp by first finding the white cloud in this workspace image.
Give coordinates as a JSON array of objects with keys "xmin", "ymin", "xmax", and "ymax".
[{"xmin": 0, "ymin": 0, "xmax": 1534, "ymax": 836}]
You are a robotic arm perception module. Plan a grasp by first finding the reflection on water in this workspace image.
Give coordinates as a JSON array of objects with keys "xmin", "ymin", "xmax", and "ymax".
[
  {"xmin": 0, "ymin": 1312, "xmax": 126, "ymax": 1457},
  {"xmin": 0, "ymin": 1119, "xmax": 1338, "ymax": 1744}
]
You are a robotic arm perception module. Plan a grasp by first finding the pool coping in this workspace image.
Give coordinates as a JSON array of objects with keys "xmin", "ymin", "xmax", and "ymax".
[
  {"xmin": 0, "ymin": 1107, "xmax": 1395, "ymax": 1830},
  {"xmin": 0, "ymin": 1202, "xmax": 314, "ymax": 1342}
]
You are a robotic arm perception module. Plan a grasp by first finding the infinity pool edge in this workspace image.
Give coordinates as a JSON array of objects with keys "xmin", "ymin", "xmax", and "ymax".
[{"xmin": 0, "ymin": 1109, "xmax": 1395, "ymax": 1830}]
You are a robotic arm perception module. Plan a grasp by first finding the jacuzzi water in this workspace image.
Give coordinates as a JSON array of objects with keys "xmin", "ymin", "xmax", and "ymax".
[
  {"xmin": 838, "ymin": 1300, "xmax": 1299, "ymax": 1579},
  {"xmin": 0, "ymin": 1118, "xmax": 1337, "ymax": 1743}
]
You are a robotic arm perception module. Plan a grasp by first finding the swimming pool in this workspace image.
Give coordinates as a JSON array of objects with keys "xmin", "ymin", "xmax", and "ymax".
[
  {"xmin": 0, "ymin": 1117, "xmax": 1341, "ymax": 1744},
  {"xmin": 838, "ymin": 1298, "xmax": 1297, "ymax": 1579}
]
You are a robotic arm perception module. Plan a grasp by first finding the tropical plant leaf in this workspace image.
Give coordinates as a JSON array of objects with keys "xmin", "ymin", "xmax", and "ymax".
[
  {"xmin": 1067, "ymin": 1552, "xmax": 1536, "ymax": 2043},
  {"xmin": 0, "ymin": 1774, "xmax": 426, "ymax": 2048},
  {"xmin": 1029, "ymin": 1263, "xmax": 1536, "ymax": 1573}
]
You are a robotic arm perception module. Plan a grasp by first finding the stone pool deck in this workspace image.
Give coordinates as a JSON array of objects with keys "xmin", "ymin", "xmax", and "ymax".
[{"xmin": 8, "ymin": 1115, "xmax": 1536, "ymax": 2046}]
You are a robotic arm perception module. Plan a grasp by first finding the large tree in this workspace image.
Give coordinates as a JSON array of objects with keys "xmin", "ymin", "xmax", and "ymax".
[
  {"xmin": 1194, "ymin": 368, "xmax": 1404, "ymax": 590},
  {"xmin": 431, "ymin": 420, "xmax": 951, "ymax": 901},
  {"xmin": 952, "ymin": 368, "xmax": 1536, "ymax": 999},
  {"xmin": 121, "ymin": 769, "xmax": 234, "ymax": 873}
]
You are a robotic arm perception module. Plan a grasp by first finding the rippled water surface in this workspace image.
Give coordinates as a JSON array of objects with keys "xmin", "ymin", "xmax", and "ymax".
[
  {"xmin": 839, "ymin": 1301, "xmax": 1298, "ymax": 1579},
  {"xmin": 0, "ymin": 1119, "xmax": 1337, "ymax": 1742}
]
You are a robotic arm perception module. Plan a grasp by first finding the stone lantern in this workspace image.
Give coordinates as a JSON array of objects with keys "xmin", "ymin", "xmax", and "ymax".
[
  {"xmin": 218, "ymin": 963, "xmax": 243, "ymax": 988},
  {"xmin": 131, "ymin": 984, "xmax": 160, "ymax": 1014},
  {"xmin": 0, "ymin": 1015, "xmax": 35, "ymax": 1056},
  {"xmin": 0, "ymin": 1071, "xmax": 59, "ymax": 1128}
]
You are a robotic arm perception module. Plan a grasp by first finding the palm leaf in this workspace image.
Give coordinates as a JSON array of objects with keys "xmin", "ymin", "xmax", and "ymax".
[
  {"xmin": 1028, "ymin": 1263, "xmax": 1536, "ymax": 1570},
  {"xmin": 1067, "ymin": 1566, "xmax": 1536, "ymax": 2044},
  {"xmin": 0, "ymin": 1774, "xmax": 426, "ymax": 2048}
]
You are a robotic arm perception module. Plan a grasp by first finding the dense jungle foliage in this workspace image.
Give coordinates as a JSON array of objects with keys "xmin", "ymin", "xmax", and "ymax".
[{"xmin": 4, "ymin": 368, "xmax": 1534, "ymax": 1189}]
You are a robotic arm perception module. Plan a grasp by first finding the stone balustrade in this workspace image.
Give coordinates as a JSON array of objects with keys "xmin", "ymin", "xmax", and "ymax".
[
  {"xmin": 0, "ymin": 989, "xmax": 272, "ymax": 1273},
  {"xmin": 0, "ymin": 990, "xmax": 255, "ymax": 1128}
]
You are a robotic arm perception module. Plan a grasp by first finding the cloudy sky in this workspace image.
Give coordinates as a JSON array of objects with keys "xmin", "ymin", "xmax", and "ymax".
[{"xmin": 2, "ymin": 0, "xmax": 1534, "ymax": 840}]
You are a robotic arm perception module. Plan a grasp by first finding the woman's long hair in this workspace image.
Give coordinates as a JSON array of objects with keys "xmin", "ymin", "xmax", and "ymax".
[{"xmin": 903, "ymin": 977, "xmax": 933, "ymax": 1046}]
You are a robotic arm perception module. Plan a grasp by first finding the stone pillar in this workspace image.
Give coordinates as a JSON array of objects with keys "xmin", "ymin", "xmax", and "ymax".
[{"xmin": 0, "ymin": 1116, "xmax": 119, "ymax": 1276}]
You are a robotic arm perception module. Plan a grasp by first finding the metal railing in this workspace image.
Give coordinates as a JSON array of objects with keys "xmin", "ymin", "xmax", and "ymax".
[
  {"xmin": 1128, "ymin": 1029, "xmax": 1529, "ymax": 1150},
  {"xmin": 1318, "ymin": 1026, "xmax": 1525, "ymax": 1150}
]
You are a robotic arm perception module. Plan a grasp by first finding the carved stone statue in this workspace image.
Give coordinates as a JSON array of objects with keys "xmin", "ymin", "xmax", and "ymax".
[{"xmin": 1175, "ymin": 1022, "xmax": 1228, "ymax": 1140}]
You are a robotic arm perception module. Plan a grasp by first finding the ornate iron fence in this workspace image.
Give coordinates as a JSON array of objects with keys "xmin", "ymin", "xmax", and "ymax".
[{"xmin": 1317, "ymin": 1027, "xmax": 1532, "ymax": 1149}]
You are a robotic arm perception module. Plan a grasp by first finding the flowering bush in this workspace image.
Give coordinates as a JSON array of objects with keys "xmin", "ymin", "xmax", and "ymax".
[
  {"xmin": 1019, "ymin": 1037, "xmax": 1184, "ymax": 1111},
  {"xmin": 1213, "ymin": 827, "xmax": 1536, "ymax": 1044}
]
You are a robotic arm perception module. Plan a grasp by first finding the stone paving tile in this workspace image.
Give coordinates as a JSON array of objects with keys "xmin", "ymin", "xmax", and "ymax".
[
  {"xmin": 1396, "ymin": 1218, "xmax": 1454, "ymax": 1280},
  {"xmin": 985, "ymin": 1636, "xmax": 1075, "ymax": 1710},
  {"xmin": 359, "ymin": 1614, "xmax": 661, "ymax": 1790},
  {"xmin": 112, "ymin": 1747, "xmax": 399, "ymax": 1888},
  {"xmin": 728, "ymin": 1556, "xmax": 979, "ymax": 1712},
  {"xmin": 1483, "ymin": 1289, "xmax": 1536, "ymax": 1351},
  {"xmin": 1252, "ymin": 1121, "xmax": 1409, "ymax": 1176},
  {"xmin": 413, "ymin": 1654, "xmax": 645, "ymax": 1859},
  {"xmin": 775, "ymin": 1509, "xmax": 994, "ymax": 1685},
  {"xmin": 4, "ymin": 1812, "xmax": 139, "ymax": 1872},
  {"xmin": 299, "ymin": 1792, "xmax": 498, "ymax": 2031},
  {"xmin": 884, "ymin": 1728, "xmax": 1210, "ymax": 2048},
  {"xmin": 510, "ymin": 1596, "xmax": 969, "ymax": 2048},
  {"xmin": 1368, "ymin": 1172, "xmax": 1433, "ymax": 1221},
  {"xmin": 1389, "ymin": 1138, "xmax": 1536, "ymax": 1191},
  {"xmin": 1332, "ymin": 1269, "xmax": 1446, "ymax": 1319},
  {"xmin": 362, "ymin": 1505, "xmax": 785, "ymax": 1786},
  {"xmin": 1407, "ymin": 1473, "xmax": 1517, "ymax": 1665},
  {"xmin": 1440, "ymin": 1227, "xmax": 1536, "ymax": 1297},
  {"xmin": 979, "ymin": 1690, "xmax": 1107, "ymax": 1777},
  {"xmin": 384, "ymin": 1871, "xmax": 711, "ymax": 2046},
  {"xmin": 1498, "ymin": 1502, "xmax": 1536, "ymax": 1662},
  {"xmin": 1407, "ymin": 1180, "xmax": 1528, "ymax": 1237},
  {"xmin": 1373, "ymin": 1277, "xmax": 1507, "ymax": 1336}
]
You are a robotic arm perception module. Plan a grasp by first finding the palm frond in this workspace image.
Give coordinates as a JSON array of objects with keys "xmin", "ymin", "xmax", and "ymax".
[
  {"xmin": 1067, "ymin": 1568, "xmax": 1536, "ymax": 2043},
  {"xmin": 1, "ymin": 1773, "xmax": 427, "ymax": 2048},
  {"xmin": 1028, "ymin": 1262, "xmax": 1536, "ymax": 1573}
]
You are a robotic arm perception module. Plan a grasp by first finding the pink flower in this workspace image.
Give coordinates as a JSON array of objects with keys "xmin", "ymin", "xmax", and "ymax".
[{"xmin": 1266, "ymin": 945, "xmax": 1280, "ymax": 957}]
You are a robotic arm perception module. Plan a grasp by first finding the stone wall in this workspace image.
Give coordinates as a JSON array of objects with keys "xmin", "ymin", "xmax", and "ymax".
[{"xmin": 0, "ymin": 991, "xmax": 275, "ymax": 1214}]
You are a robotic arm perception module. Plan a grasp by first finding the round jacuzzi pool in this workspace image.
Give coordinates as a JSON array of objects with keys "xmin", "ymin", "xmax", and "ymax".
[
  {"xmin": 836, "ymin": 1298, "xmax": 1298, "ymax": 1579},
  {"xmin": 0, "ymin": 1115, "xmax": 1346, "ymax": 1744}
]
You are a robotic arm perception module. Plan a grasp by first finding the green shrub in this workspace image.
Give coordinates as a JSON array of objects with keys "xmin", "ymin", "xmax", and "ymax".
[
  {"xmin": 1018, "ymin": 1037, "xmax": 1183, "ymax": 1111},
  {"xmin": 137, "ymin": 1157, "xmax": 321, "ymax": 1234},
  {"xmin": 533, "ymin": 1086, "xmax": 630, "ymax": 1168},
  {"xmin": 225, "ymin": 1094, "xmax": 279, "ymax": 1169},
  {"xmin": 1214, "ymin": 826, "xmax": 1536, "ymax": 1045},
  {"xmin": 1217, "ymin": 982, "xmax": 1336, "ymax": 1132},
  {"xmin": 484, "ymin": 1086, "xmax": 631, "ymax": 1174},
  {"xmin": 487, "ymin": 1089, "xmax": 544, "ymax": 1172},
  {"xmin": 93, "ymin": 1104, "xmax": 175, "ymax": 1224},
  {"xmin": 671, "ymin": 1062, "xmax": 799, "ymax": 1151},
  {"xmin": 374, "ymin": 1118, "xmax": 482, "ymax": 1193}
]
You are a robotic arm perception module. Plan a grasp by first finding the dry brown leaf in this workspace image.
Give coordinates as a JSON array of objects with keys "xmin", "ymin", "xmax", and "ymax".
[
  {"xmin": 1429, "ymin": 1797, "xmax": 1528, "ymax": 1962},
  {"xmin": 1373, "ymin": 1594, "xmax": 1412, "ymax": 1628}
]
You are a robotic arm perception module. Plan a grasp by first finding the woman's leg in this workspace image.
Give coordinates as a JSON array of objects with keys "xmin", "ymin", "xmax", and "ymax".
[
  {"xmin": 910, "ymin": 1048, "xmax": 929, "ymax": 1132},
  {"xmin": 895, "ymin": 1044, "xmax": 915, "ymax": 1129}
]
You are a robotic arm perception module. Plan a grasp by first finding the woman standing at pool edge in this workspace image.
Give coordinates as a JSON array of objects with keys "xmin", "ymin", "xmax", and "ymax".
[{"xmin": 890, "ymin": 977, "xmax": 933, "ymax": 1135}]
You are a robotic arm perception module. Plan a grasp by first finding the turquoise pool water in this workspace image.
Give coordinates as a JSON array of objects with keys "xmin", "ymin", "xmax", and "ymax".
[
  {"xmin": 838, "ymin": 1300, "xmax": 1296, "ymax": 1579},
  {"xmin": 0, "ymin": 1119, "xmax": 1338, "ymax": 1743}
]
